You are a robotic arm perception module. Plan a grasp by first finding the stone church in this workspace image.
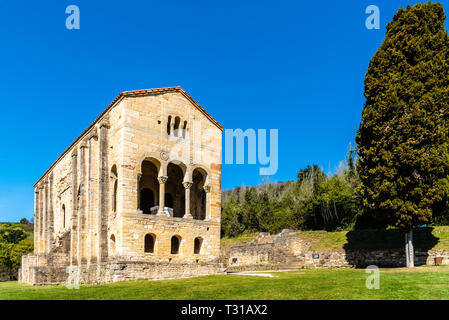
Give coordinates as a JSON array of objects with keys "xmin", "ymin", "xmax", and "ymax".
[{"xmin": 19, "ymin": 87, "xmax": 223, "ymax": 285}]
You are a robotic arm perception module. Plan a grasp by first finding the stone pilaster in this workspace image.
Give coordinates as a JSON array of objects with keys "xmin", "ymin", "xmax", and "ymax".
[
  {"xmin": 78, "ymin": 143, "xmax": 88, "ymax": 264},
  {"xmin": 43, "ymin": 180, "xmax": 48, "ymax": 254},
  {"xmin": 39, "ymin": 186, "xmax": 44, "ymax": 253},
  {"xmin": 70, "ymin": 151, "xmax": 78, "ymax": 266},
  {"xmin": 183, "ymin": 181, "xmax": 193, "ymax": 219},
  {"xmin": 34, "ymin": 189, "xmax": 39, "ymax": 253},
  {"xmin": 87, "ymin": 131, "xmax": 98, "ymax": 265},
  {"xmin": 98, "ymin": 121, "xmax": 109, "ymax": 262},
  {"xmin": 48, "ymin": 173, "xmax": 54, "ymax": 252},
  {"xmin": 157, "ymin": 176, "xmax": 169, "ymax": 216}
]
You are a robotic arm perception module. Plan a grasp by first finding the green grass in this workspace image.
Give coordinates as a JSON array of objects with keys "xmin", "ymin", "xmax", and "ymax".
[{"xmin": 2, "ymin": 266, "xmax": 449, "ymax": 300}]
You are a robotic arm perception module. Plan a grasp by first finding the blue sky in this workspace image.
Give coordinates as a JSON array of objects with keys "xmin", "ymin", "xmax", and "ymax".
[{"xmin": 0, "ymin": 0, "xmax": 445, "ymax": 222}]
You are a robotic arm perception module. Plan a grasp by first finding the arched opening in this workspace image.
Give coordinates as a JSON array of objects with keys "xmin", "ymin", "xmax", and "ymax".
[
  {"xmin": 165, "ymin": 193, "xmax": 174, "ymax": 208},
  {"xmin": 111, "ymin": 165, "xmax": 118, "ymax": 212},
  {"xmin": 191, "ymin": 168, "xmax": 207, "ymax": 220},
  {"xmin": 110, "ymin": 234, "xmax": 116, "ymax": 254},
  {"xmin": 112, "ymin": 180, "xmax": 118, "ymax": 212},
  {"xmin": 174, "ymin": 116, "xmax": 181, "ymax": 137},
  {"xmin": 194, "ymin": 237, "xmax": 202, "ymax": 254},
  {"xmin": 140, "ymin": 188, "xmax": 155, "ymax": 214},
  {"xmin": 167, "ymin": 116, "xmax": 172, "ymax": 135},
  {"xmin": 77, "ymin": 185, "xmax": 81, "ymax": 211},
  {"xmin": 166, "ymin": 163, "xmax": 185, "ymax": 218},
  {"xmin": 138, "ymin": 159, "xmax": 159, "ymax": 214},
  {"xmin": 144, "ymin": 234, "xmax": 155, "ymax": 253},
  {"xmin": 171, "ymin": 235, "xmax": 181, "ymax": 254},
  {"xmin": 182, "ymin": 121, "xmax": 187, "ymax": 139},
  {"xmin": 62, "ymin": 204, "xmax": 66, "ymax": 229}
]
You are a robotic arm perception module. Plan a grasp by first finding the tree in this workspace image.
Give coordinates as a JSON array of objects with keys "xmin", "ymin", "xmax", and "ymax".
[
  {"xmin": 0, "ymin": 238, "xmax": 33, "ymax": 280},
  {"xmin": 356, "ymin": 3, "xmax": 449, "ymax": 267},
  {"xmin": 0, "ymin": 224, "xmax": 27, "ymax": 244}
]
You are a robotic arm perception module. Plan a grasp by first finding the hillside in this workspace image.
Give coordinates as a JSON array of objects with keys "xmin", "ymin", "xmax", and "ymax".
[{"xmin": 221, "ymin": 227, "xmax": 449, "ymax": 252}]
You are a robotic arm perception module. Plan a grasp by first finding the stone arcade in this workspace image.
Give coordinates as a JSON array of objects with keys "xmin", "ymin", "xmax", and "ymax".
[{"xmin": 19, "ymin": 87, "xmax": 223, "ymax": 285}]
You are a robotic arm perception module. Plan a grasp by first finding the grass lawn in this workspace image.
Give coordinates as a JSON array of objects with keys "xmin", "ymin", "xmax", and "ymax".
[{"xmin": 1, "ymin": 266, "xmax": 449, "ymax": 300}]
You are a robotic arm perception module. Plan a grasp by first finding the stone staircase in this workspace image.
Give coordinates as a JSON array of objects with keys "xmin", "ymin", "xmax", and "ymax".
[{"xmin": 274, "ymin": 247, "xmax": 305, "ymax": 269}]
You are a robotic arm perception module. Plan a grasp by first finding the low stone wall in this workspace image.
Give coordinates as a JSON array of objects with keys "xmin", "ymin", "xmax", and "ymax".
[
  {"xmin": 222, "ymin": 231, "xmax": 449, "ymax": 271},
  {"xmin": 20, "ymin": 253, "xmax": 225, "ymax": 285}
]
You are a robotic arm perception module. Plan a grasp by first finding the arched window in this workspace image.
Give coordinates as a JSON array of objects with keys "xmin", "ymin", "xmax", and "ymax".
[
  {"xmin": 174, "ymin": 116, "xmax": 181, "ymax": 137},
  {"xmin": 111, "ymin": 165, "xmax": 118, "ymax": 212},
  {"xmin": 140, "ymin": 188, "xmax": 155, "ymax": 214},
  {"xmin": 171, "ymin": 235, "xmax": 181, "ymax": 254},
  {"xmin": 112, "ymin": 180, "xmax": 118, "ymax": 212},
  {"xmin": 110, "ymin": 234, "xmax": 116, "ymax": 253},
  {"xmin": 62, "ymin": 204, "xmax": 66, "ymax": 229},
  {"xmin": 194, "ymin": 237, "xmax": 202, "ymax": 254},
  {"xmin": 182, "ymin": 121, "xmax": 187, "ymax": 139},
  {"xmin": 144, "ymin": 234, "xmax": 155, "ymax": 253},
  {"xmin": 167, "ymin": 116, "xmax": 172, "ymax": 135}
]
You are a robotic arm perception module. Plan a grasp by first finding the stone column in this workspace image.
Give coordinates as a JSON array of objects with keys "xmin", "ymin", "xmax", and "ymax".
[
  {"xmin": 98, "ymin": 121, "xmax": 109, "ymax": 263},
  {"xmin": 157, "ymin": 176, "xmax": 168, "ymax": 216},
  {"xmin": 78, "ymin": 143, "xmax": 88, "ymax": 264},
  {"xmin": 34, "ymin": 189, "xmax": 39, "ymax": 253},
  {"xmin": 170, "ymin": 122, "xmax": 175, "ymax": 136},
  {"xmin": 70, "ymin": 151, "xmax": 78, "ymax": 266},
  {"xmin": 204, "ymin": 185, "xmax": 211, "ymax": 220},
  {"xmin": 48, "ymin": 173, "xmax": 54, "ymax": 253},
  {"xmin": 183, "ymin": 181, "xmax": 193, "ymax": 219}
]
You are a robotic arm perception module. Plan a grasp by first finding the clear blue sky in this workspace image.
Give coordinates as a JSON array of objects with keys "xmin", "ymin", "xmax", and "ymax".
[{"xmin": 0, "ymin": 0, "xmax": 445, "ymax": 222}]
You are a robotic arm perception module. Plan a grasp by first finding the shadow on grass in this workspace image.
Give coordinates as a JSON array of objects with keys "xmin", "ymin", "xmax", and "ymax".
[{"xmin": 343, "ymin": 227, "xmax": 438, "ymax": 268}]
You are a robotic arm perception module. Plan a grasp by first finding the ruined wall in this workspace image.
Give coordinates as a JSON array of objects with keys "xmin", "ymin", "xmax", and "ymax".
[{"xmin": 222, "ymin": 231, "xmax": 449, "ymax": 271}]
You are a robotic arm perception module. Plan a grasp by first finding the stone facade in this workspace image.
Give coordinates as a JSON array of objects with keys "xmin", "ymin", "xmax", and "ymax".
[
  {"xmin": 20, "ymin": 87, "xmax": 224, "ymax": 285},
  {"xmin": 222, "ymin": 230, "xmax": 449, "ymax": 271}
]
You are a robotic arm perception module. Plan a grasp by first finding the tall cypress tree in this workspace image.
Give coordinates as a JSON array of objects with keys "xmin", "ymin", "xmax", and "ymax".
[{"xmin": 356, "ymin": 2, "xmax": 449, "ymax": 267}]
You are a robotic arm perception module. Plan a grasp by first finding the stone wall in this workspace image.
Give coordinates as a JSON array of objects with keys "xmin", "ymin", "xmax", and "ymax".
[
  {"xmin": 20, "ymin": 257, "xmax": 224, "ymax": 285},
  {"xmin": 222, "ymin": 230, "xmax": 449, "ymax": 271}
]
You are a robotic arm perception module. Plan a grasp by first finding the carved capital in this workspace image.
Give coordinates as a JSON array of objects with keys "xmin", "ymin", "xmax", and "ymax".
[
  {"xmin": 99, "ymin": 118, "xmax": 110, "ymax": 129},
  {"xmin": 88, "ymin": 128, "xmax": 98, "ymax": 140},
  {"xmin": 158, "ymin": 176, "xmax": 168, "ymax": 184},
  {"xmin": 183, "ymin": 181, "xmax": 193, "ymax": 190},
  {"xmin": 80, "ymin": 140, "xmax": 88, "ymax": 149}
]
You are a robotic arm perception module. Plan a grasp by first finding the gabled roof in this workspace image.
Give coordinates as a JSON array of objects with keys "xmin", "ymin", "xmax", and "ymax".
[{"xmin": 34, "ymin": 86, "xmax": 223, "ymax": 187}]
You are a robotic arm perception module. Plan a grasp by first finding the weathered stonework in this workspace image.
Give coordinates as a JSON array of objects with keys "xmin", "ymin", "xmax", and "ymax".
[{"xmin": 20, "ymin": 87, "xmax": 224, "ymax": 285}]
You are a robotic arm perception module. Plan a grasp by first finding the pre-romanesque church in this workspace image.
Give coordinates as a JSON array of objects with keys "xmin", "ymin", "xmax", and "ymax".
[{"xmin": 19, "ymin": 87, "xmax": 223, "ymax": 285}]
